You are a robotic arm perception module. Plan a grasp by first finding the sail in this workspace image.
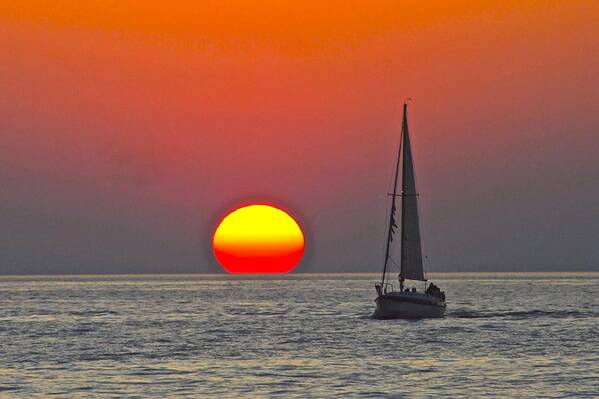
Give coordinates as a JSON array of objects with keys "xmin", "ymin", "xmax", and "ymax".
[
  {"xmin": 400, "ymin": 106, "xmax": 425, "ymax": 281},
  {"xmin": 390, "ymin": 204, "xmax": 398, "ymax": 241}
]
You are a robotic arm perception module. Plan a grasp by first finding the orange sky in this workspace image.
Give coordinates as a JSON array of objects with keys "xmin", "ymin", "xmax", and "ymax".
[{"xmin": 1, "ymin": 1, "xmax": 598, "ymax": 273}]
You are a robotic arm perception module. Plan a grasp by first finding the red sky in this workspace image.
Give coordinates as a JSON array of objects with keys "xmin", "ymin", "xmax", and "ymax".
[{"xmin": 1, "ymin": 1, "xmax": 598, "ymax": 273}]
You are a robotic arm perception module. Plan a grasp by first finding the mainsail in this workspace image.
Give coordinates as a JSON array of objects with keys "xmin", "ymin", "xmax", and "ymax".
[
  {"xmin": 399, "ymin": 105, "xmax": 425, "ymax": 281},
  {"xmin": 381, "ymin": 103, "xmax": 425, "ymax": 287}
]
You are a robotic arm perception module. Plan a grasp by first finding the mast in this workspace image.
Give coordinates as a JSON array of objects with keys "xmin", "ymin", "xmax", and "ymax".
[{"xmin": 380, "ymin": 104, "xmax": 405, "ymax": 287}]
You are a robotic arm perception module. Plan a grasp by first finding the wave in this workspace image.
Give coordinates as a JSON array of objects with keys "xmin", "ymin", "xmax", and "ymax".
[
  {"xmin": 68, "ymin": 310, "xmax": 118, "ymax": 316},
  {"xmin": 449, "ymin": 309, "xmax": 595, "ymax": 319}
]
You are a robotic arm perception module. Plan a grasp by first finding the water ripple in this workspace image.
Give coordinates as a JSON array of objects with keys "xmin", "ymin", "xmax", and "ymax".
[{"xmin": 0, "ymin": 273, "xmax": 597, "ymax": 398}]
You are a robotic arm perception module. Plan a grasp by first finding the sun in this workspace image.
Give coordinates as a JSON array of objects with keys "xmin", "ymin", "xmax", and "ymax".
[{"xmin": 212, "ymin": 204, "xmax": 305, "ymax": 273}]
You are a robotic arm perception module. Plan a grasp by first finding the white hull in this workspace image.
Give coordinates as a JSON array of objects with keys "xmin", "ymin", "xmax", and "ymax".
[{"xmin": 374, "ymin": 292, "xmax": 445, "ymax": 319}]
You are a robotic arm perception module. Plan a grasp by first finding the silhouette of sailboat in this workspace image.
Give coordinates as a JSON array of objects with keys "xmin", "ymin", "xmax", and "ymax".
[{"xmin": 374, "ymin": 103, "xmax": 446, "ymax": 319}]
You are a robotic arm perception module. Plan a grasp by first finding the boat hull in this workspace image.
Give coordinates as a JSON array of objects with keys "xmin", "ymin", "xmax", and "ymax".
[{"xmin": 374, "ymin": 293, "xmax": 446, "ymax": 319}]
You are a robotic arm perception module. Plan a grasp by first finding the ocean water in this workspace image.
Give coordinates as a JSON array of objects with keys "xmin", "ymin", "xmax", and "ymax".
[{"xmin": 0, "ymin": 273, "xmax": 597, "ymax": 398}]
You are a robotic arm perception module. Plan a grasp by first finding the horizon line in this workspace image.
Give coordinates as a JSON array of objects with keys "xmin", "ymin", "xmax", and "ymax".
[{"xmin": 0, "ymin": 271, "xmax": 597, "ymax": 278}]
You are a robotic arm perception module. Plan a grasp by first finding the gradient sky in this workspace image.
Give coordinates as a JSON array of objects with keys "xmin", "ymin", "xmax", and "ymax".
[{"xmin": 1, "ymin": 1, "xmax": 598, "ymax": 274}]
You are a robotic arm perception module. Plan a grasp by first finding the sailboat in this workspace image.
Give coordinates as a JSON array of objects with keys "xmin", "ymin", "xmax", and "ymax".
[{"xmin": 374, "ymin": 103, "xmax": 446, "ymax": 319}]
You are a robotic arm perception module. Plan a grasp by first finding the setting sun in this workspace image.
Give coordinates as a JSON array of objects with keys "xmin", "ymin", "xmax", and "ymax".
[{"xmin": 213, "ymin": 204, "xmax": 305, "ymax": 273}]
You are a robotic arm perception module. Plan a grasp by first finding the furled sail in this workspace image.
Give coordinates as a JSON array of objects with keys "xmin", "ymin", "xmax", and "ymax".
[
  {"xmin": 390, "ymin": 204, "xmax": 398, "ymax": 241},
  {"xmin": 400, "ymin": 106, "xmax": 425, "ymax": 281}
]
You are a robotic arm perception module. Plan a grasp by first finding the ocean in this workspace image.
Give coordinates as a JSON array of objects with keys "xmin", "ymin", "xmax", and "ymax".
[{"xmin": 0, "ymin": 273, "xmax": 597, "ymax": 398}]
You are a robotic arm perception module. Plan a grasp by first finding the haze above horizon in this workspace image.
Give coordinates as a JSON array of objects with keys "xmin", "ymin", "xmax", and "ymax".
[{"xmin": 1, "ymin": 1, "xmax": 598, "ymax": 274}]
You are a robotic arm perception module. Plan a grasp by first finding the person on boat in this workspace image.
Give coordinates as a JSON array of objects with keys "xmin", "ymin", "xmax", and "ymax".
[
  {"xmin": 411, "ymin": 287, "xmax": 416, "ymax": 293},
  {"xmin": 426, "ymin": 282, "xmax": 439, "ymax": 295},
  {"xmin": 426, "ymin": 282, "xmax": 446, "ymax": 301}
]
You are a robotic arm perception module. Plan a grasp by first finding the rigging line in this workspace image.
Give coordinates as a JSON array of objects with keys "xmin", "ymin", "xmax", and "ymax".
[
  {"xmin": 381, "ymin": 108, "xmax": 404, "ymax": 287},
  {"xmin": 379, "ymin": 117, "xmax": 399, "ymax": 270},
  {"xmin": 380, "ymin": 186, "xmax": 392, "ymax": 271}
]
